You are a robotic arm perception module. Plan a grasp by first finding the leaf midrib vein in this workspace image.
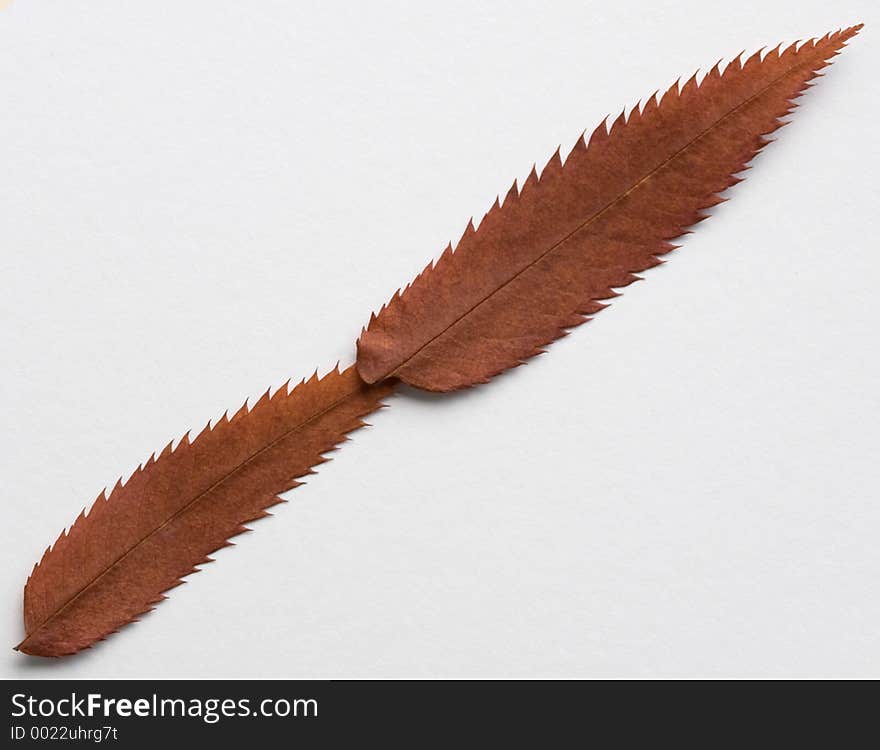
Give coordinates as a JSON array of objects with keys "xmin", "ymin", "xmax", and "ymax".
[
  {"xmin": 378, "ymin": 50, "xmax": 818, "ymax": 381},
  {"xmin": 22, "ymin": 377, "xmax": 365, "ymax": 646}
]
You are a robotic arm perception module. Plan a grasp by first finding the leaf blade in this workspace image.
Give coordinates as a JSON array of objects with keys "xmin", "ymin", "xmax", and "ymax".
[
  {"xmin": 18, "ymin": 366, "xmax": 394, "ymax": 657},
  {"xmin": 356, "ymin": 26, "xmax": 862, "ymax": 391}
]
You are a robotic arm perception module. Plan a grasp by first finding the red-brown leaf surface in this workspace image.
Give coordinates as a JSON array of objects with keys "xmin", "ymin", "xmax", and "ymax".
[
  {"xmin": 17, "ymin": 26, "xmax": 862, "ymax": 659},
  {"xmin": 18, "ymin": 367, "xmax": 393, "ymax": 657},
  {"xmin": 357, "ymin": 26, "xmax": 862, "ymax": 391}
]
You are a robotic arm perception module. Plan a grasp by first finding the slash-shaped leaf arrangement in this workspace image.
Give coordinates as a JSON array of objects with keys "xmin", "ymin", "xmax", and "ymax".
[{"xmin": 19, "ymin": 25, "xmax": 862, "ymax": 656}]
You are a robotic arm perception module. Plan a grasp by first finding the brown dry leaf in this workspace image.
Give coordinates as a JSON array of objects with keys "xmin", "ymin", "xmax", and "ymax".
[
  {"xmin": 18, "ymin": 366, "xmax": 393, "ymax": 657},
  {"xmin": 357, "ymin": 26, "xmax": 862, "ymax": 391},
  {"xmin": 18, "ymin": 27, "xmax": 862, "ymax": 659}
]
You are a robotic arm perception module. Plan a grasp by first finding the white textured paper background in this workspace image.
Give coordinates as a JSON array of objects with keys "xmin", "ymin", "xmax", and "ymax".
[{"xmin": 1, "ymin": 0, "xmax": 877, "ymax": 679}]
